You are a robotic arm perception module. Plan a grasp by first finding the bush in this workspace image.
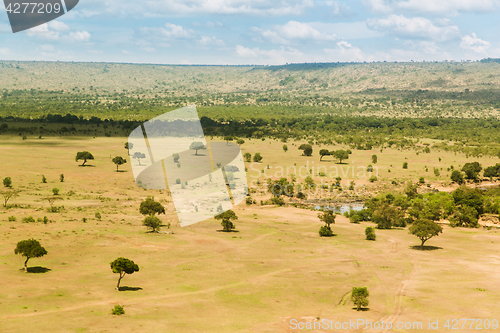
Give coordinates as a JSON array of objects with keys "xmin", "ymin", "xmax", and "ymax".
[
  {"xmin": 245, "ymin": 197, "xmax": 253, "ymax": 205},
  {"xmin": 369, "ymin": 175, "xmax": 377, "ymax": 183},
  {"xmin": 365, "ymin": 227, "xmax": 376, "ymax": 240},
  {"xmin": 3, "ymin": 177, "xmax": 12, "ymax": 188},
  {"xmin": 22, "ymin": 216, "xmax": 35, "ymax": 223},
  {"xmin": 111, "ymin": 305, "xmax": 125, "ymax": 315},
  {"xmin": 143, "ymin": 216, "xmax": 162, "ymax": 232},
  {"xmin": 176, "ymin": 178, "xmax": 181, "ymax": 184},
  {"xmin": 52, "ymin": 188, "xmax": 60, "ymax": 195},
  {"xmin": 319, "ymin": 226, "xmax": 333, "ymax": 237},
  {"xmin": 60, "ymin": 174, "xmax": 64, "ymax": 182},
  {"xmin": 95, "ymin": 212, "xmax": 102, "ymax": 220},
  {"xmin": 270, "ymin": 196, "xmax": 285, "ymax": 206},
  {"xmin": 403, "ymin": 162, "xmax": 408, "ymax": 169},
  {"xmin": 42, "ymin": 175, "xmax": 47, "ymax": 183},
  {"xmin": 253, "ymin": 153, "xmax": 263, "ymax": 162},
  {"xmin": 8, "ymin": 216, "xmax": 16, "ymax": 222},
  {"xmin": 419, "ymin": 177, "xmax": 425, "ymax": 184}
]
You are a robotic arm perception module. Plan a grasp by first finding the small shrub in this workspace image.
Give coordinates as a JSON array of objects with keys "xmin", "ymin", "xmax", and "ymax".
[
  {"xmin": 3, "ymin": 177, "xmax": 12, "ymax": 188},
  {"xmin": 369, "ymin": 175, "xmax": 377, "ymax": 182},
  {"xmin": 8, "ymin": 216, "xmax": 16, "ymax": 221},
  {"xmin": 52, "ymin": 188, "xmax": 60, "ymax": 195},
  {"xmin": 319, "ymin": 226, "xmax": 333, "ymax": 237},
  {"xmin": 95, "ymin": 212, "xmax": 102, "ymax": 220},
  {"xmin": 365, "ymin": 227, "xmax": 376, "ymax": 241},
  {"xmin": 60, "ymin": 174, "xmax": 64, "ymax": 182},
  {"xmin": 111, "ymin": 305, "xmax": 125, "ymax": 315},
  {"xmin": 42, "ymin": 175, "xmax": 47, "ymax": 183},
  {"xmin": 245, "ymin": 197, "xmax": 253, "ymax": 205},
  {"xmin": 419, "ymin": 177, "xmax": 425, "ymax": 184},
  {"xmin": 176, "ymin": 178, "xmax": 181, "ymax": 184},
  {"xmin": 22, "ymin": 216, "xmax": 35, "ymax": 223},
  {"xmin": 82, "ymin": 218, "xmax": 87, "ymax": 223},
  {"xmin": 43, "ymin": 216, "xmax": 49, "ymax": 224},
  {"xmin": 403, "ymin": 162, "xmax": 408, "ymax": 169}
]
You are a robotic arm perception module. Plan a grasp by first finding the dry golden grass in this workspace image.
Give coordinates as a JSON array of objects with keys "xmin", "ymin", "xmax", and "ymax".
[{"xmin": 0, "ymin": 135, "xmax": 499, "ymax": 332}]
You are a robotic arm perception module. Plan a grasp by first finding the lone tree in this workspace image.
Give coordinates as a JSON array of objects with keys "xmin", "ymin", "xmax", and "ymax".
[
  {"xmin": 253, "ymin": 152, "xmax": 263, "ymax": 162},
  {"xmin": 451, "ymin": 170, "xmax": 464, "ymax": 184},
  {"xmin": 243, "ymin": 152, "xmax": 252, "ymax": 162},
  {"xmin": 462, "ymin": 162, "xmax": 482, "ymax": 181},
  {"xmin": 283, "ymin": 144, "xmax": 288, "ymax": 152},
  {"xmin": 215, "ymin": 209, "xmax": 238, "ymax": 232},
  {"xmin": 371, "ymin": 154, "xmax": 378, "ymax": 164},
  {"xmin": 318, "ymin": 210, "xmax": 336, "ymax": 237},
  {"xmin": 133, "ymin": 152, "xmax": 146, "ymax": 165},
  {"xmin": 173, "ymin": 153, "xmax": 180, "ymax": 163},
  {"xmin": 112, "ymin": 156, "xmax": 127, "ymax": 171},
  {"xmin": 299, "ymin": 144, "xmax": 313, "ymax": 156},
  {"xmin": 143, "ymin": 216, "xmax": 162, "ymax": 233},
  {"xmin": 224, "ymin": 136, "xmax": 234, "ymax": 145},
  {"xmin": 15, "ymin": 239, "xmax": 48, "ymax": 272},
  {"xmin": 140, "ymin": 196, "xmax": 165, "ymax": 216},
  {"xmin": 319, "ymin": 149, "xmax": 331, "ymax": 161},
  {"xmin": 110, "ymin": 257, "xmax": 139, "ymax": 290},
  {"xmin": 351, "ymin": 287, "xmax": 369, "ymax": 311},
  {"xmin": 333, "ymin": 149, "xmax": 351, "ymax": 163},
  {"xmin": 75, "ymin": 151, "xmax": 94, "ymax": 166},
  {"xmin": 365, "ymin": 227, "xmax": 376, "ymax": 241},
  {"xmin": 1, "ymin": 189, "xmax": 19, "ymax": 207},
  {"xmin": 3, "ymin": 177, "xmax": 12, "ymax": 188},
  {"xmin": 189, "ymin": 141, "xmax": 206, "ymax": 155},
  {"xmin": 124, "ymin": 142, "xmax": 133, "ymax": 154},
  {"xmin": 409, "ymin": 219, "xmax": 443, "ymax": 248}
]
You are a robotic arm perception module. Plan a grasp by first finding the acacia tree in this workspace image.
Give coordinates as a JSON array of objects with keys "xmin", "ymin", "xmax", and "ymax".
[
  {"xmin": 110, "ymin": 257, "xmax": 139, "ymax": 290},
  {"xmin": 75, "ymin": 151, "xmax": 94, "ymax": 166},
  {"xmin": 140, "ymin": 196, "xmax": 165, "ymax": 232},
  {"xmin": 333, "ymin": 150, "xmax": 350, "ymax": 163},
  {"xmin": 253, "ymin": 152, "xmax": 263, "ymax": 162},
  {"xmin": 133, "ymin": 152, "xmax": 146, "ymax": 165},
  {"xmin": 319, "ymin": 149, "xmax": 331, "ymax": 161},
  {"xmin": 243, "ymin": 152, "xmax": 251, "ymax": 162},
  {"xmin": 299, "ymin": 144, "xmax": 313, "ymax": 156},
  {"xmin": 190, "ymin": 142, "xmax": 206, "ymax": 155},
  {"xmin": 223, "ymin": 136, "xmax": 233, "ymax": 145},
  {"xmin": 351, "ymin": 287, "xmax": 369, "ymax": 311},
  {"xmin": 318, "ymin": 210, "xmax": 336, "ymax": 237},
  {"xmin": 1, "ymin": 189, "xmax": 19, "ymax": 207},
  {"xmin": 124, "ymin": 142, "xmax": 133, "ymax": 154},
  {"xmin": 112, "ymin": 156, "xmax": 127, "ymax": 171},
  {"xmin": 215, "ymin": 209, "xmax": 238, "ymax": 232},
  {"xmin": 15, "ymin": 239, "xmax": 47, "ymax": 272},
  {"xmin": 409, "ymin": 219, "xmax": 443, "ymax": 248}
]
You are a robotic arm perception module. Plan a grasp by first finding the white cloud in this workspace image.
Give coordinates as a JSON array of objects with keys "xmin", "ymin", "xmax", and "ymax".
[
  {"xmin": 26, "ymin": 24, "xmax": 61, "ymax": 40},
  {"xmin": 82, "ymin": 0, "xmax": 313, "ymax": 17},
  {"xmin": 251, "ymin": 21, "xmax": 338, "ymax": 45},
  {"xmin": 325, "ymin": 1, "xmax": 354, "ymax": 17},
  {"xmin": 48, "ymin": 21, "xmax": 69, "ymax": 31},
  {"xmin": 235, "ymin": 45, "xmax": 305, "ymax": 64},
  {"xmin": 68, "ymin": 31, "xmax": 91, "ymax": 42},
  {"xmin": 460, "ymin": 33, "xmax": 491, "ymax": 53},
  {"xmin": 198, "ymin": 36, "xmax": 225, "ymax": 46},
  {"xmin": 324, "ymin": 41, "xmax": 372, "ymax": 62},
  {"xmin": 363, "ymin": 0, "xmax": 500, "ymax": 15},
  {"xmin": 366, "ymin": 15, "xmax": 460, "ymax": 42},
  {"xmin": 0, "ymin": 47, "xmax": 10, "ymax": 55},
  {"xmin": 140, "ymin": 23, "xmax": 194, "ymax": 41}
]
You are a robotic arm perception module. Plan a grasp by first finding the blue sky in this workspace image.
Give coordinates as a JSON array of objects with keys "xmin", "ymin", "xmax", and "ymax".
[{"xmin": 0, "ymin": 0, "xmax": 499, "ymax": 65}]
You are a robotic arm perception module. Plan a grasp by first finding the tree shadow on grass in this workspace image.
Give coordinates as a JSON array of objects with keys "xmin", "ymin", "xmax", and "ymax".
[
  {"xmin": 24, "ymin": 266, "xmax": 51, "ymax": 273},
  {"xmin": 78, "ymin": 165, "xmax": 96, "ymax": 167},
  {"xmin": 118, "ymin": 286, "xmax": 142, "ymax": 291},
  {"xmin": 410, "ymin": 245, "xmax": 443, "ymax": 251},
  {"xmin": 352, "ymin": 307, "xmax": 370, "ymax": 311},
  {"xmin": 116, "ymin": 170, "xmax": 127, "ymax": 173},
  {"xmin": 216, "ymin": 230, "xmax": 240, "ymax": 233}
]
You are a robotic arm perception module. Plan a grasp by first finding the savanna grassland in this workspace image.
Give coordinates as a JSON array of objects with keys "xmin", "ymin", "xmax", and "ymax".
[{"xmin": 1, "ymin": 60, "xmax": 500, "ymax": 332}]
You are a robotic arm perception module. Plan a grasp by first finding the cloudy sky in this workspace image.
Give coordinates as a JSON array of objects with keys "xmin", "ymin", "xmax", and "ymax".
[{"xmin": 0, "ymin": 0, "xmax": 499, "ymax": 65}]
